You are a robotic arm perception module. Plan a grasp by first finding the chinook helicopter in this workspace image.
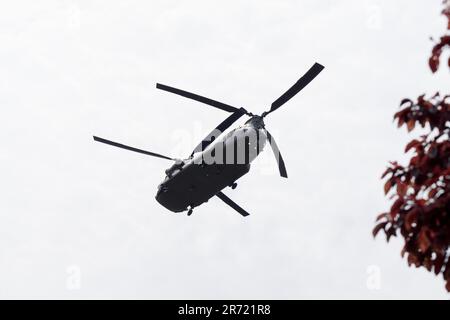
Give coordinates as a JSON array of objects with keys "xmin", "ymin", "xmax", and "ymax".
[{"xmin": 93, "ymin": 62, "xmax": 324, "ymax": 217}]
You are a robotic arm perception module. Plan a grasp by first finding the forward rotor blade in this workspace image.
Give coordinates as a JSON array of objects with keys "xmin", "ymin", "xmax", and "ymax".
[
  {"xmin": 216, "ymin": 191, "xmax": 250, "ymax": 217},
  {"xmin": 190, "ymin": 108, "xmax": 247, "ymax": 156},
  {"xmin": 265, "ymin": 130, "xmax": 288, "ymax": 178},
  {"xmin": 93, "ymin": 136, "xmax": 174, "ymax": 161},
  {"xmin": 267, "ymin": 63, "xmax": 324, "ymax": 115},
  {"xmin": 156, "ymin": 83, "xmax": 240, "ymax": 113}
]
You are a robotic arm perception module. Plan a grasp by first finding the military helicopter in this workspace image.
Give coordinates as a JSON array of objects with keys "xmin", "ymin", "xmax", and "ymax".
[{"xmin": 93, "ymin": 62, "xmax": 324, "ymax": 217}]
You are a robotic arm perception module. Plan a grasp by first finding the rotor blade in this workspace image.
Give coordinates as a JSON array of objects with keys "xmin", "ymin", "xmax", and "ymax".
[
  {"xmin": 93, "ymin": 136, "xmax": 174, "ymax": 161},
  {"xmin": 216, "ymin": 191, "xmax": 250, "ymax": 217},
  {"xmin": 156, "ymin": 83, "xmax": 240, "ymax": 113},
  {"xmin": 268, "ymin": 63, "xmax": 324, "ymax": 115},
  {"xmin": 190, "ymin": 108, "xmax": 247, "ymax": 156},
  {"xmin": 265, "ymin": 130, "xmax": 288, "ymax": 178}
]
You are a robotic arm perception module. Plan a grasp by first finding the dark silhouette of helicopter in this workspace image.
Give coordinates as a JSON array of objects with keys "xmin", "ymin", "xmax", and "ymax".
[{"xmin": 93, "ymin": 63, "xmax": 324, "ymax": 217}]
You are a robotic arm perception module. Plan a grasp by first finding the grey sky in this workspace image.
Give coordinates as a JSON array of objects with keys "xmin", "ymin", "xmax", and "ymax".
[{"xmin": 0, "ymin": 0, "xmax": 449, "ymax": 299}]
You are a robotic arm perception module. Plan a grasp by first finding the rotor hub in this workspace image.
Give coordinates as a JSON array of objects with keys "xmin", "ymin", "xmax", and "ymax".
[{"xmin": 245, "ymin": 115, "xmax": 265, "ymax": 129}]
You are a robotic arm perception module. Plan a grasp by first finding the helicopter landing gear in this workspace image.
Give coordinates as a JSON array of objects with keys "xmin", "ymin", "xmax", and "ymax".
[
  {"xmin": 187, "ymin": 206, "xmax": 194, "ymax": 216},
  {"xmin": 231, "ymin": 182, "xmax": 237, "ymax": 190}
]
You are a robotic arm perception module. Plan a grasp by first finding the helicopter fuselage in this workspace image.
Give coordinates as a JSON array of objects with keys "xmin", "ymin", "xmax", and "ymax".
[{"xmin": 155, "ymin": 117, "xmax": 267, "ymax": 213}]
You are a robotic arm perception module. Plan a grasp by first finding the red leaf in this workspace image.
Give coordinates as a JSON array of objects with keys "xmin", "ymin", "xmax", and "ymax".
[
  {"xmin": 405, "ymin": 209, "xmax": 418, "ymax": 231},
  {"xmin": 417, "ymin": 229, "xmax": 431, "ymax": 252},
  {"xmin": 434, "ymin": 254, "xmax": 445, "ymax": 275},
  {"xmin": 407, "ymin": 119, "xmax": 416, "ymax": 132},
  {"xmin": 407, "ymin": 253, "xmax": 419, "ymax": 267},
  {"xmin": 400, "ymin": 98, "xmax": 413, "ymax": 107},
  {"xmin": 390, "ymin": 198, "xmax": 404, "ymax": 216},
  {"xmin": 381, "ymin": 168, "xmax": 391, "ymax": 179},
  {"xmin": 396, "ymin": 181, "xmax": 408, "ymax": 197},
  {"xmin": 386, "ymin": 227, "xmax": 397, "ymax": 242},
  {"xmin": 428, "ymin": 188, "xmax": 438, "ymax": 199},
  {"xmin": 424, "ymin": 257, "xmax": 433, "ymax": 271},
  {"xmin": 372, "ymin": 222, "xmax": 387, "ymax": 238},
  {"xmin": 405, "ymin": 139, "xmax": 420, "ymax": 153},
  {"xmin": 401, "ymin": 246, "xmax": 406, "ymax": 258},
  {"xmin": 384, "ymin": 179, "xmax": 393, "ymax": 195}
]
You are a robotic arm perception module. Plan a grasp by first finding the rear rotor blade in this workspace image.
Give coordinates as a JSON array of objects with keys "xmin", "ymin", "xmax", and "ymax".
[
  {"xmin": 216, "ymin": 191, "xmax": 250, "ymax": 217},
  {"xmin": 156, "ymin": 83, "xmax": 240, "ymax": 113},
  {"xmin": 265, "ymin": 130, "xmax": 288, "ymax": 178},
  {"xmin": 190, "ymin": 108, "xmax": 247, "ymax": 155},
  {"xmin": 267, "ymin": 63, "xmax": 324, "ymax": 116},
  {"xmin": 93, "ymin": 136, "xmax": 174, "ymax": 161}
]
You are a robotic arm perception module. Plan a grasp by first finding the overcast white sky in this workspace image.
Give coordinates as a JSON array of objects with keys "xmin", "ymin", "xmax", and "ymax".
[{"xmin": 0, "ymin": 0, "xmax": 449, "ymax": 299}]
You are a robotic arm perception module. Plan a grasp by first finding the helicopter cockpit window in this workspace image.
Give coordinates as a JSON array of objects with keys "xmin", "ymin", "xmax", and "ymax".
[{"xmin": 165, "ymin": 160, "xmax": 184, "ymax": 178}]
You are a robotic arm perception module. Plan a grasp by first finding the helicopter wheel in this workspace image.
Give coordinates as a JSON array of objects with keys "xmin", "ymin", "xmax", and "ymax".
[
  {"xmin": 187, "ymin": 208, "xmax": 193, "ymax": 216},
  {"xmin": 231, "ymin": 182, "xmax": 237, "ymax": 190}
]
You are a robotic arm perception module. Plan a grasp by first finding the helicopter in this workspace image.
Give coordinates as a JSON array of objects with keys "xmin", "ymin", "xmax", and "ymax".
[{"xmin": 93, "ymin": 62, "xmax": 324, "ymax": 217}]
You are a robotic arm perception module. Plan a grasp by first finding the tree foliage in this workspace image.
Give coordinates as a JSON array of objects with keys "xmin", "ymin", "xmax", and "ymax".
[
  {"xmin": 430, "ymin": 1, "xmax": 450, "ymax": 72},
  {"xmin": 374, "ymin": 0, "xmax": 450, "ymax": 292}
]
